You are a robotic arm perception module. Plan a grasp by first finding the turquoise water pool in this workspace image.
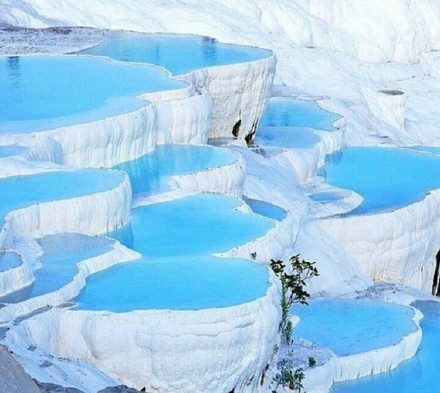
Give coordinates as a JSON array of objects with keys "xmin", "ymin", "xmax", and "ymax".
[
  {"xmin": 114, "ymin": 144, "xmax": 236, "ymax": 196},
  {"xmin": 0, "ymin": 169, "xmax": 125, "ymax": 224},
  {"xmin": 0, "ymin": 252, "xmax": 21, "ymax": 272},
  {"xmin": 255, "ymin": 127, "xmax": 321, "ymax": 149},
  {"xmin": 2, "ymin": 234, "xmax": 113, "ymax": 303},
  {"xmin": 0, "ymin": 145, "xmax": 28, "ymax": 158},
  {"xmin": 244, "ymin": 197, "xmax": 286, "ymax": 221},
  {"xmin": 79, "ymin": 32, "xmax": 271, "ymax": 74},
  {"xmin": 331, "ymin": 301, "xmax": 439, "ymax": 393},
  {"xmin": 292, "ymin": 299, "xmax": 417, "ymax": 356},
  {"xmin": 0, "ymin": 55, "xmax": 186, "ymax": 133},
  {"xmin": 75, "ymin": 194, "xmax": 274, "ymax": 311},
  {"xmin": 320, "ymin": 147, "xmax": 440, "ymax": 214},
  {"xmin": 110, "ymin": 194, "xmax": 275, "ymax": 257},
  {"xmin": 75, "ymin": 256, "xmax": 269, "ymax": 311},
  {"xmin": 259, "ymin": 98, "xmax": 340, "ymax": 131}
]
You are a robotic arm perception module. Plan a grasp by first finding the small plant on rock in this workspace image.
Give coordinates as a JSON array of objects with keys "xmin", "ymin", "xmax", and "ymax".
[
  {"xmin": 270, "ymin": 255, "xmax": 319, "ymax": 343},
  {"xmin": 272, "ymin": 367, "xmax": 306, "ymax": 393}
]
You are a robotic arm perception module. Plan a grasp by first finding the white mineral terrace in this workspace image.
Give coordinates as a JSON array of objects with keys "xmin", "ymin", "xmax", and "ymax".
[{"xmin": 1, "ymin": 2, "xmax": 440, "ymax": 393}]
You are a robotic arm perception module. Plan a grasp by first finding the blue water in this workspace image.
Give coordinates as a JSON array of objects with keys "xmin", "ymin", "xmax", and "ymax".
[
  {"xmin": 255, "ymin": 127, "xmax": 321, "ymax": 149},
  {"xmin": 0, "ymin": 169, "xmax": 124, "ymax": 224},
  {"xmin": 75, "ymin": 256, "xmax": 268, "ymax": 311},
  {"xmin": 293, "ymin": 299, "xmax": 417, "ymax": 356},
  {"xmin": 0, "ymin": 145, "xmax": 28, "ymax": 158},
  {"xmin": 110, "ymin": 194, "xmax": 275, "ymax": 257},
  {"xmin": 75, "ymin": 194, "xmax": 274, "ymax": 311},
  {"xmin": 79, "ymin": 32, "xmax": 271, "ymax": 75},
  {"xmin": 244, "ymin": 197, "xmax": 286, "ymax": 221},
  {"xmin": 320, "ymin": 147, "xmax": 440, "ymax": 214},
  {"xmin": 0, "ymin": 55, "xmax": 186, "ymax": 133},
  {"xmin": 5, "ymin": 234, "xmax": 113, "ymax": 303},
  {"xmin": 114, "ymin": 144, "xmax": 236, "ymax": 196},
  {"xmin": 309, "ymin": 192, "xmax": 343, "ymax": 203},
  {"xmin": 0, "ymin": 252, "xmax": 21, "ymax": 272},
  {"xmin": 259, "ymin": 98, "xmax": 340, "ymax": 131},
  {"xmin": 331, "ymin": 301, "xmax": 439, "ymax": 393},
  {"xmin": 407, "ymin": 146, "xmax": 440, "ymax": 155}
]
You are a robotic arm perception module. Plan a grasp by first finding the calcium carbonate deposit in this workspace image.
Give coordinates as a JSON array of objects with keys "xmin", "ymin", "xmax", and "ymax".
[{"xmin": 1, "ymin": 1, "xmax": 440, "ymax": 393}]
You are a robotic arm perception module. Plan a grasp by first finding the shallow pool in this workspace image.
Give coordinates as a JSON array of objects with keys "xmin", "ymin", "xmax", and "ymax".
[
  {"xmin": 0, "ymin": 251, "xmax": 21, "ymax": 272},
  {"xmin": 259, "ymin": 98, "xmax": 340, "ymax": 131},
  {"xmin": 79, "ymin": 31, "xmax": 271, "ymax": 75},
  {"xmin": 255, "ymin": 127, "xmax": 321, "ymax": 149},
  {"xmin": 0, "ymin": 145, "xmax": 28, "ymax": 158},
  {"xmin": 0, "ymin": 169, "xmax": 125, "ymax": 224},
  {"xmin": 320, "ymin": 147, "xmax": 440, "ymax": 214},
  {"xmin": 75, "ymin": 193, "xmax": 274, "ymax": 311},
  {"xmin": 75, "ymin": 256, "xmax": 269, "ymax": 311},
  {"xmin": 330, "ymin": 301, "xmax": 439, "ymax": 393},
  {"xmin": 0, "ymin": 55, "xmax": 186, "ymax": 133},
  {"xmin": 2, "ymin": 234, "xmax": 113, "ymax": 303},
  {"xmin": 244, "ymin": 197, "xmax": 286, "ymax": 221},
  {"xmin": 114, "ymin": 144, "xmax": 236, "ymax": 196},
  {"xmin": 110, "ymin": 194, "xmax": 275, "ymax": 257},
  {"xmin": 292, "ymin": 299, "xmax": 417, "ymax": 356}
]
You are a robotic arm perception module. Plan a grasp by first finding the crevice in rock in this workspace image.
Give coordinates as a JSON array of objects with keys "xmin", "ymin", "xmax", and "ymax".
[
  {"xmin": 432, "ymin": 250, "xmax": 440, "ymax": 296},
  {"xmin": 232, "ymin": 119, "xmax": 241, "ymax": 138}
]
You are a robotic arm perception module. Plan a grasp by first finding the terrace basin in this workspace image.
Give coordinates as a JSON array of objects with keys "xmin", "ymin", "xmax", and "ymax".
[
  {"xmin": 114, "ymin": 144, "xmax": 237, "ymax": 196},
  {"xmin": 111, "ymin": 194, "xmax": 274, "ymax": 257},
  {"xmin": 0, "ymin": 234, "xmax": 113, "ymax": 303},
  {"xmin": 0, "ymin": 169, "xmax": 125, "ymax": 225},
  {"xmin": 0, "ymin": 55, "xmax": 186, "ymax": 134},
  {"xmin": 75, "ymin": 256, "xmax": 269, "ymax": 311},
  {"xmin": 331, "ymin": 301, "xmax": 440, "ymax": 393},
  {"xmin": 255, "ymin": 126, "xmax": 321, "ymax": 149},
  {"xmin": 292, "ymin": 298, "xmax": 417, "ymax": 357},
  {"xmin": 320, "ymin": 147, "xmax": 440, "ymax": 214},
  {"xmin": 0, "ymin": 251, "xmax": 21, "ymax": 272},
  {"xmin": 79, "ymin": 31, "xmax": 271, "ymax": 75},
  {"xmin": 75, "ymin": 193, "xmax": 275, "ymax": 311},
  {"xmin": 259, "ymin": 98, "xmax": 340, "ymax": 131},
  {"xmin": 0, "ymin": 145, "xmax": 28, "ymax": 158}
]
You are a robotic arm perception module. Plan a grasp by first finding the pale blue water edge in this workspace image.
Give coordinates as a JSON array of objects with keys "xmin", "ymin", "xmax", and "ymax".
[
  {"xmin": 0, "ymin": 145, "xmax": 28, "ymax": 158},
  {"xmin": 244, "ymin": 197, "xmax": 286, "ymax": 221},
  {"xmin": 0, "ymin": 234, "xmax": 113, "ymax": 303},
  {"xmin": 330, "ymin": 301, "xmax": 439, "ymax": 393},
  {"xmin": 114, "ymin": 145, "xmax": 236, "ymax": 196},
  {"xmin": 75, "ymin": 194, "xmax": 274, "ymax": 311},
  {"xmin": 407, "ymin": 146, "xmax": 440, "ymax": 155},
  {"xmin": 0, "ymin": 55, "xmax": 186, "ymax": 133},
  {"xmin": 255, "ymin": 127, "xmax": 321, "ymax": 149},
  {"xmin": 259, "ymin": 98, "xmax": 340, "ymax": 131},
  {"xmin": 292, "ymin": 298, "xmax": 417, "ymax": 356},
  {"xmin": 0, "ymin": 252, "xmax": 21, "ymax": 272},
  {"xmin": 0, "ymin": 169, "xmax": 124, "ymax": 224},
  {"xmin": 79, "ymin": 32, "xmax": 271, "ymax": 75},
  {"xmin": 320, "ymin": 147, "xmax": 440, "ymax": 214}
]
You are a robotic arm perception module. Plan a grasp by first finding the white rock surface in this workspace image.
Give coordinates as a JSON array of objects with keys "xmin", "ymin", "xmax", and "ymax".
[
  {"xmin": 6, "ymin": 274, "xmax": 281, "ymax": 393},
  {"xmin": 0, "ymin": 171, "xmax": 132, "ymax": 249},
  {"xmin": 322, "ymin": 189, "xmax": 440, "ymax": 292},
  {"xmin": 177, "ymin": 53, "xmax": 276, "ymax": 140},
  {"xmin": 170, "ymin": 148, "xmax": 246, "ymax": 197}
]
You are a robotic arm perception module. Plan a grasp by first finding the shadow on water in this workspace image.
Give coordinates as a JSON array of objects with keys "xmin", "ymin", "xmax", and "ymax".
[
  {"xmin": 7, "ymin": 56, "xmax": 20, "ymax": 89},
  {"xmin": 318, "ymin": 150, "xmax": 344, "ymax": 178}
]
